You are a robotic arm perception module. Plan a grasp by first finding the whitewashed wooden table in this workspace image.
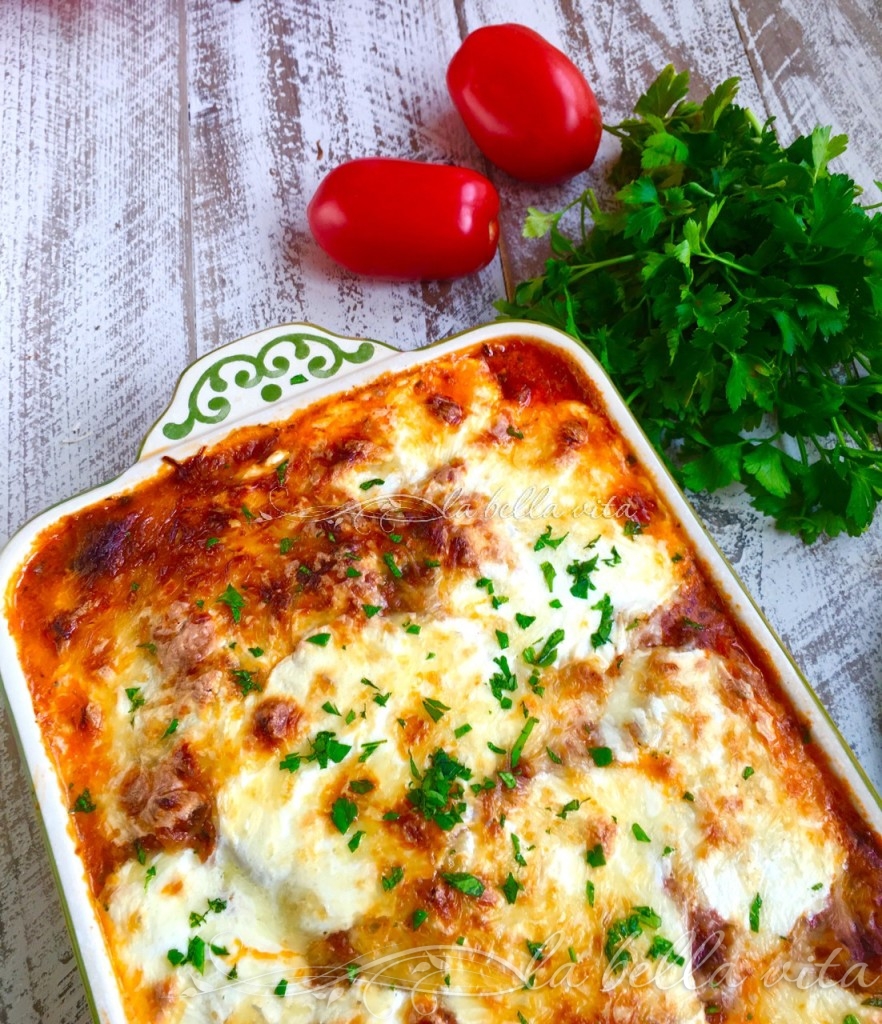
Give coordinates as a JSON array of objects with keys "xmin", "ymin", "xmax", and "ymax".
[{"xmin": 1, "ymin": 1, "xmax": 880, "ymax": 1021}]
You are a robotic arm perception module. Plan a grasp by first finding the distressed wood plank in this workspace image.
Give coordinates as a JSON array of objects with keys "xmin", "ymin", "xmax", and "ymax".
[
  {"xmin": 0, "ymin": 1, "xmax": 188, "ymax": 1022},
  {"xmin": 185, "ymin": 0, "xmax": 505, "ymax": 354}
]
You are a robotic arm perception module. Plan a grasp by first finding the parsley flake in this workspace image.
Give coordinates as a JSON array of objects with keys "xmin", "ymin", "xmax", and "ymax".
[{"xmin": 216, "ymin": 583, "xmax": 246, "ymax": 623}]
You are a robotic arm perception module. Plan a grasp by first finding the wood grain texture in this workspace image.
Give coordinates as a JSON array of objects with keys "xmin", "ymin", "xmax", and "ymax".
[
  {"xmin": 0, "ymin": 2, "xmax": 881, "ymax": 1022},
  {"xmin": 185, "ymin": 0, "xmax": 505, "ymax": 353},
  {"xmin": 0, "ymin": 1, "xmax": 187, "ymax": 1021}
]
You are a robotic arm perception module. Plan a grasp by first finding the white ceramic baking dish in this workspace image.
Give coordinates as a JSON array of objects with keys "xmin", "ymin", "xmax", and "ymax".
[{"xmin": 1, "ymin": 320, "xmax": 880, "ymax": 1024}]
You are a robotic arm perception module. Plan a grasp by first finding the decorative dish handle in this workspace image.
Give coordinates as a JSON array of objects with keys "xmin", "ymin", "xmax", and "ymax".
[{"xmin": 139, "ymin": 323, "xmax": 396, "ymax": 460}]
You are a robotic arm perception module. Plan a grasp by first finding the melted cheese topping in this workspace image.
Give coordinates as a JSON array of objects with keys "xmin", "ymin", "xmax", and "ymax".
[{"xmin": 7, "ymin": 339, "xmax": 882, "ymax": 1023}]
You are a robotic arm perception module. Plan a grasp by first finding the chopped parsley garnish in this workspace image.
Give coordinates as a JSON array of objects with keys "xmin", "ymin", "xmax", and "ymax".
[
  {"xmin": 749, "ymin": 892, "xmax": 763, "ymax": 932},
  {"xmin": 358, "ymin": 740, "xmax": 386, "ymax": 762},
  {"xmin": 742, "ymin": 766, "xmax": 755, "ymax": 780},
  {"xmin": 346, "ymin": 566, "xmax": 362, "ymax": 578},
  {"xmin": 144, "ymin": 865, "xmax": 156, "ymax": 890},
  {"xmin": 539, "ymin": 561, "xmax": 556, "ymax": 592},
  {"xmin": 515, "ymin": 613, "xmax": 536, "ymax": 629},
  {"xmin": 523, "ymin": 629, "xmax": 565, "ymax": 668},
  {"xmin": 383, "ymin": 552, "xmax": 403, "ymax": 578},
  {"xmin": 279, "ymin": 537, "xmax": 293, "ymax": 554},
  {"xmin": 510, "ymin": 716, "xmax": 538, "ymax": 768},
  {"xmin": 359, "ymin": 478, "xmax": 385, "ymax": 490},
  {"xmin": 232, "ymin": 668, "xmax": 261, "ymax": 696},
  {"xmin": 347, "ymin": 830, "xmax": 366, "ymax": 852},
  {"xmin": 526, "ymin": 940, "xmax": 544, "ymax": 961},
  {"xmin": 381, "ymin": 866, "xmax": 404, "ymax": 891},
  {"xmin": 557, "ymin": 799, "xmax": 582, "ymax": 820},
  {"xmin": 587, "ymin": 843, "xmax": 607, "ymax": 867},
  {"xmin": 549, "ymin": 598, "xmax": 562, "ymax": 609},
  {"xmin": 407, "ymin": 749, "xmax": 471, "ymax": 830},
  {"xmin": 603, "ymin": 906, "xmax": 663, "ymax": 973},
  {"xmin": 683, "ymin": 791, "xmax": 695, "ymax": 802},
  {"xmin": 275, "ymin": 459, "xmax": 289, "ymax": 485},
  {"xmin": 442, "ymin": 872, "xmax": 485, "ymax": 897},
  {"xmin": 162, "ymin": 718, "xmax": 179, "ymax": 739},
  {"xmin": 126, "ymin": 686, "xmax": 146, "ymax": 716},
  {"xmin": 207, "ymin": 897, "xmax": 227, "ymax": 914},
  {"xmin": 372, "ymin": 692, "xmax": 391, "ymax": 707},
  {"xmin": 488, "ymin": 655, "xmax": 518, "ymax": 708},
  {"xmin": 586, "ymin": 880, "xmax": 595, "ymax": 906},
  {"xmin": 454, "ymin": 723, "xmax": 472, "ymax": 739},
  {"xmin": 603, "ymin": 547, "xmax": 622, "ymax": 567},
  {"xmin": 501, "ymin": 873, "xmax": 523, "ymax": 904},
  {"xmin": 322, "ymin": 701, "xmax": 341, "ymax": 716},
  {"xmin": 71, "ymin": 789, "xmax": 96, "ymax": 814},
  {"xmin": 241, "ymin": 504, "xmax": 255, "ymax": 523},
  {"xmin": 632, "ymin": 822, "xmax": 651, "ymax": 843},
  {"xmin": 248, "ymin": 646, "xmax": 264, "ymax": 657},
  {"xmin": 404, "ymin": 622, "xmax": 421, "ymax": 635},
  {"xmin": 590, "ymin": 594, "xmax": 615, "ymax": 648},
  {"xmin": 216, "ymin": 583, "xmax": 246, "ymax": 623},
  {"xmin": 424, "ymin": 558, "xmax": 441, "ymax": 568},
  {"xmin": 534, "ymin": 525, "xmax": 568, "ymax": 550},
  {"xmin": 498, "ymin": 771, "xmax": 517, "ymax": 789},
  {"xmin": 422, "ymin": 697, "xmax": 450, "ymax": 723},
  {"xmin": 412, "ymin": 908, "xmax": 428, "ymax": 929},
  {"xmin": 647, "ymin": 935, "xmax": 685, "ymax": 966},
  {"xmin": 623, "ymin": 519, "xmax": 643, "ymax": 538},
  {"xmin": 362, "ymin": 604, "xmax": 381, "ymax": 618},
  {"xmin": 382, "ymin": 811, "xmax": 400, "ymax": 821},
  {"xmin": 307, "ymin": 632, "xmax": 331, "ymax": 647},
  {"xmin": 496, "ymin": 629, "xmax": 510, "ymax": 649},
  {"xmin": 135, "ymin": 642, "xmax": 156, "ymax": 655},
  {"xmin": 274, "ymin": 978, "xmax": 288, "ymax": 997},
  {"xmin": 331, "ymin": 798, "xmax": 358, "ymax": 834},
  {"xmin": 390, "ymin": 533, "xmax": 403, "ymax": 544},
  {"xmin": 167, "ymin": 935, "xmax": 206, "ymax": 974},
  {"xmin": 348, "ymin": 779, "xmax": 375, "ymax": 795},
  {"xmin": 811, "ymin": 882, "xmax": 824, "ymax": 891},
  {"xmin": 546, "ymin": 746, "xmax": 563, "ymax": 764},
  {"xmin": 589, "ymin": 746, "xmax": 613, "ymax": 767},
  {"xmin": 566, "ymin": 555, "xmax": 598, "ymax": 598},
  {"xmin": 487, "ymin": 741, "xmax": 507, "ymax": 755},
  {"xmin": 512, "ymin": 833, "xmax": 527, "ymax": 866},
  {"xmin": 280, "ymin": 730, "xmax": 351, "ymax": 773},
  {"xmin": 205, "ymin": 536, "xmax": 221, "ymax": 549},
  {"xmin": 507, "ymin": 425, "xmax": 524, "ymax": 439},
  {"xmin": 476, "ymin": 576, "xmax": 494, "ymax": 592}
]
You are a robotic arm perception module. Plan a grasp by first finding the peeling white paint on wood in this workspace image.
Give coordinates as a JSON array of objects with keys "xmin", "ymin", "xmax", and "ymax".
[{"xmin": 0, "ymin": 2, "xmax": 880, "ymax": 1021}]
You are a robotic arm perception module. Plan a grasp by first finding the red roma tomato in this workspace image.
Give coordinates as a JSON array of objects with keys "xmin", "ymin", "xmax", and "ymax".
[
  {"xmin": 447, "ymin": 23, "xmax": 603, "ymax": 184},
  {"xmin": 307, "ymin": 158, "xmax": 500, "ymax": 280}
]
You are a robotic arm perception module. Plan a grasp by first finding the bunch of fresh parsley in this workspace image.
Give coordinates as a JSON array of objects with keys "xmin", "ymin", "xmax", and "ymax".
[{"xmin": 498, "ymin": 66, "xmax": 882, "ymax": 542}]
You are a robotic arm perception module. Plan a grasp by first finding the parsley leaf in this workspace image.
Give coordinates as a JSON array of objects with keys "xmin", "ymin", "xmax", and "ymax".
[
  {"xmin": 407, "ymin": 749, "xmax": 471, "ymax": 831},
  {"xmin": 442, "ymin": 872, "xmax": 485, "ymax": 898}
]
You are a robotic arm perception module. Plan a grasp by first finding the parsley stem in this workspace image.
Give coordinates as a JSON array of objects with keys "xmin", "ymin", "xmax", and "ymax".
[
  {"xmin": 569, "ymin": 254, "xmax": 640, "ymax": 281},
  {"xmin": 700, "ymin": 250, "xmax": 760, "ymax": 277}
]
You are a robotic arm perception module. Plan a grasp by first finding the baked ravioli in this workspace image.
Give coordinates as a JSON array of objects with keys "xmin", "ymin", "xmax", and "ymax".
[{"xmin": 7, "ymin": 338, "xmax": 882, "ymax": 1024}]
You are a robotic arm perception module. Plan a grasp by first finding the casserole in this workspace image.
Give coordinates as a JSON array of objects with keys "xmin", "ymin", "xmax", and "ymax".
[{"xmin": 1, "ymin": 321, "xmax": 881, "ymax": 1024}]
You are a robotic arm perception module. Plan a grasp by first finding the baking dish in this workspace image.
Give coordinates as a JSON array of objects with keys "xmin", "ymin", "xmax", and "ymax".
[{"xmin": 1, "ymin": 320, "xmax": 880, "ymax": 1024}]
